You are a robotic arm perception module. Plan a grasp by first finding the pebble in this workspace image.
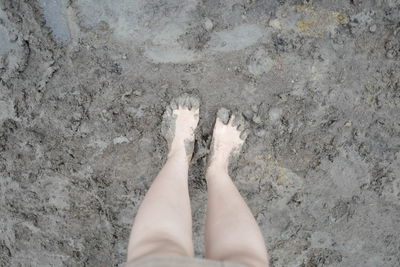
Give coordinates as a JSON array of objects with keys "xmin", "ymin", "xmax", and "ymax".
[
  {"xmin": 9, "ymin": 33, "xmax": 17, "ymax": 42},
  {"xmin": 252, "ymin": 115, "xmax": 262, "ymax": 124},
  {"xmin": 204, "ymin": 18, "xmax": 213, "ymax": 31},
  {"xmin": 255, "ymin": 128, "xmax": 266, "ymax": 137},
  {"xmin": 72, "ymin": 112, "xmax": 82, "ymax": 121},
  {"xmin": 386, "ymin": 49, "xmax": 396, "ymax": 59},
  {"xmin": 133, "ymin": 90, "xmax": 142, "ymax": 96},
  {"xmin": 369, "ymin": 24, "xmax": 377, "ymax": 33},
  {"xmin": 113, "ymin": 136, "xmax": 129, "ymax": 145},
  {"xmin": 269, "ymin": 107, "xmax": 283, "ymax": 122},
  {"xmin": 269, "ymin": 19, "xmax": 282, "ymax": 30}
]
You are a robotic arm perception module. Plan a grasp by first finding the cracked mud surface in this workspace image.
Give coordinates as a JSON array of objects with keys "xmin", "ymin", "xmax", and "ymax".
[{"xmin": 1, "ymin": 0, "xmax": 399, "ymax": 266}]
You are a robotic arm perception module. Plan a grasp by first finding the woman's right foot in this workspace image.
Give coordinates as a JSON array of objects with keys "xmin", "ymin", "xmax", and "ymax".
[{"xmin": 207, "ymin": 108, "xmax": 248, "ymax": 173}]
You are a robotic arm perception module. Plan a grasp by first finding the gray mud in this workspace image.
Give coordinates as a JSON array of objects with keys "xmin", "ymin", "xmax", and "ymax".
[{"xmin": 1, "ymin": 0, "xmax": 400, "ymax": 266}]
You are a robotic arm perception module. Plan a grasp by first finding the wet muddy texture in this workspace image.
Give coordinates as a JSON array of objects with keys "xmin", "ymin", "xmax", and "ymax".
[{"xmin": 1, "ymin": 0, "xmax": 400, "ymax": 266}]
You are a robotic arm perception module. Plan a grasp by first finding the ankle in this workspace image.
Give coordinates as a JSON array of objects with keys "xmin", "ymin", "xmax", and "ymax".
[
  {"xmin": 206, "ymin": 162, "xmax": 228, "ymax": 176},
  {"xmin": 168, "ymin": 144, "xmax": 187, "ymax": 159}
]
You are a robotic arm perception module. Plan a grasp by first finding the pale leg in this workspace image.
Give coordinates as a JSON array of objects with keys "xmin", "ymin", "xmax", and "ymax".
[
  {"xmin": 205, "ymin": 113, "xmax": 269, "ymax": 267},
  {"xmin": 127, "ymin": 96, "xmax": 199, "ymax": 262}
]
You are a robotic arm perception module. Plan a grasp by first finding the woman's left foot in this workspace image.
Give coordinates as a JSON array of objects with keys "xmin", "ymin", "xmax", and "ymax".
[
  {"xmin": 207, "ymin": 108, "xmax": 248, "ymax": 173},
  {"xmin": 161, "ymin": 94, "xmax": 200, "ymax": 160}
]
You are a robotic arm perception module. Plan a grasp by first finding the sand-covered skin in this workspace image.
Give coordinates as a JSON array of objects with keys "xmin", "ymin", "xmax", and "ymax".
[
  {"xmin": 208, "ymin": 109, "xmax": 249, "ymax": 171},
  {"xmin": 1, "ymin": 1, "xmax": 400, "ymax": 266},
  {"xmin": 161, "ymin": 94, "xmax": 200, "ymax": 158}
]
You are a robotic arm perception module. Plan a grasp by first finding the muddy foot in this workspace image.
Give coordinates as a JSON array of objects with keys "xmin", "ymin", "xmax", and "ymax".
[
  {"xmin": 161, "ymin": 94, "xmax": 200, "ymax": 160},
  {"xmin": 208, "ymin": 108, "xmax": 248, "ymax": 171}
]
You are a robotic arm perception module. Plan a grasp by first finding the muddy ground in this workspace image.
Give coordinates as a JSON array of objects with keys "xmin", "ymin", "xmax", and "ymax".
[{"xmin": 1, "ymin": 0, "xmax": 399, "ymax": 266}]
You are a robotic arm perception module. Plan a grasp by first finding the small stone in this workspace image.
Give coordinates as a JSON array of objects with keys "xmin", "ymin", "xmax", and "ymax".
[
  {"xmin": 9, "ymin": 33, "xmax": 17, "ymax": 42},
  {"xmin": 72, "ymin": 112, "xmax": 82, "ymax": 121},
  {"xmin": 269, "ymin": 19, "xmax": 282, "ymax": 30},
  {"xmin": 251, "ymin": 104, "xmax": 259, "ymax": 113},
  {"xmin": 369, "ymin": 24, "xmax": 377, "ymax": 33},
  {"xmin": 269, "ymin": 107, "xmax": 283, "ymax": 122},
  {"xmin": 252, "ymin": 115, "xmax": 262, "ymax": 124},
  {"xmin": 204, "ymin": 18, "xmax": 213, "ymax": 31},
  {"xmin": 255, "ymin": 128, "xmax": 266, "ymax": 137},
  {"xmin": 277, "ymin": 93, "xmax": 287, "ymax": 102},
  {"xmin": 113, "ymin": 136, "xmax": 129, "ymax": 145},
  {"xmin": 344, "ymin": 121, "xmax": 352, "ymax": 127},
  {"xmin": 386, "ymin": 49, "xmax": 396, "ymax": 59},
  {"xmin": 133, "ymin": 90, "xmax": 142, "ymax": 96}
]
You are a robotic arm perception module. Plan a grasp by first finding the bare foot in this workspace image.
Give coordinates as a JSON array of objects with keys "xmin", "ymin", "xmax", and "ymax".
[
  {"xmin": 208, "ymin": 108, "xmax": 248, "ymax": 172},
  {"xmin": 161, "ymin": 94, "xmax": 200, "ymax": 160}
]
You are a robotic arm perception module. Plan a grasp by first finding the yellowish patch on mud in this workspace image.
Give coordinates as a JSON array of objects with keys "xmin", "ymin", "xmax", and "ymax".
[
  {"xmin": 332, "ymin": 12, "xmax": 349, "ymax": 25},
  {"xmin": 363, "ymin": 83, "xmax": 380, "ymax": 108},
  {"xmin": 276, "ymin": 168, "xmax": 294, "ymax": 185},
  {"xmin": 91, "ymin": 34, "xmax": 99, "ymax": 40},
  {"xmin": 296, "ymin": 19, "xmax": 318, "ymax": 33},
  {"xmin": 244, "ymin": 154, "xmax": 299, "ymax": 185},
  {"xmin": 293, "ymin": 5, "xmax": 348, "ymax": 36}
]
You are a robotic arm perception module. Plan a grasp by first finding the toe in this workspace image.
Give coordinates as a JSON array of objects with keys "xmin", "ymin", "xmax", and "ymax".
[
  {"xmin": 170, "ymin": 99, "xmax": 179, "ymax": 110},
  {"xmin": 190, "ymin": 97, "xmax": 200, "ymax": 110},
  {"xmin": 240, "ymin": 129, "xmax": 249, "ymax": 140},
  {"xmin": 215, "ymin": 117, "xmax": 224, "ymax": 128},
  {"xmin": 231, "ymin": 112, "xmax": 245, "ymax": 127},
  {"xmin": 234, "ymin": 115, "xmax": 247, "ymax": 130},
  {"xmin": 237, "ymin": 124, "xmax": 245, "ymax": 132},
  {"xmin": 231, "ymin": 114, "xmax": 240, "ymax": 127},
  {"xmin": 217, "ymin": 108, "xmax": 230, "ymax": 125},
  {"xmin": 185, "ymin": 97, "xmax": 193, "ymax": 110},
  {"xmin": 178, "ymin": 95, "xmax": 190, "ymax": 110},
  {"xmin": 228, "ymin": 114, "xmax": 236, "ymax": 126},
  {"xmin": 165, "ymin": 106, "xmax": 173, "ymax": 116},
  {"xmin": 184, "ymin": 97, "xmax": 191, "ymax": 109},
  {"xmin": 176, "ymin": 97, "xmax": 184, "ymax": 109}
]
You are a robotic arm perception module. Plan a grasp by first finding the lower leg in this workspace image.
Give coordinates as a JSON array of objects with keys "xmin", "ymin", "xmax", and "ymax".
[
  {"xmin": 127, "ymin": 96, "xmax": 199, "ymax": 262},
  {"xmin": 204, "ymin": 111, "xmax": 268, "ymax": 267},
  {"xmin": 205, "ymin": 167, "xmax": 268, "ymax": 267},
  {"xmin": 127, "ymin": 151, "xmax": 193, "ymax": 262}
]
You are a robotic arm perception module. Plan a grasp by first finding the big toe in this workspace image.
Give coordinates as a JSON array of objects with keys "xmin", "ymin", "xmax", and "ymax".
[
  {"xmin": 187, "ymin": 96, "xmax": 200, "ymax": 111},
  {"xmin": 216, "ymin": 107, "xmax": 231, "ymax": 125}
]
